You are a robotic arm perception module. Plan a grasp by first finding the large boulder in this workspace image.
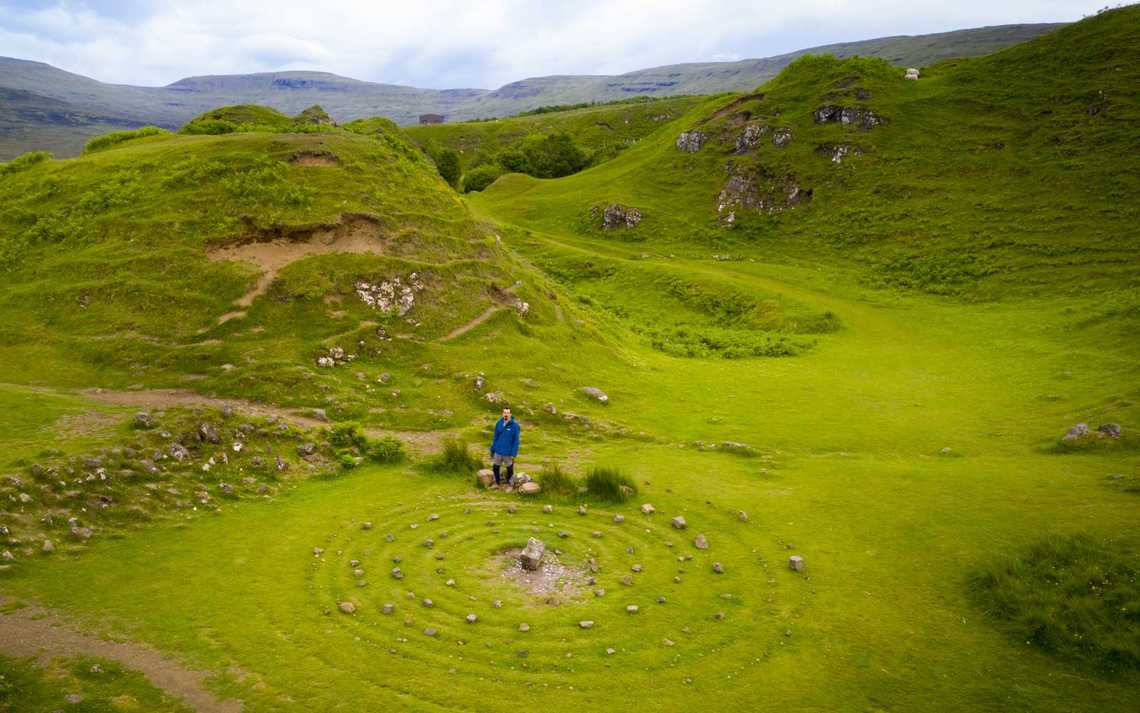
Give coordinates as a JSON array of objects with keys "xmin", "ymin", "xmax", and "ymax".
[
  {"xmin": 518, "ymin": 481, "xmax": 541, "ymax": 495},
  {"xmin": 520, "ymin": 537, "xmax": 546, "ymax": 571},
  {"xmin": 476, "ymin": 468, "xmax": 495, "ymax": 488},
  {"xmin": 580, "ymin": 386, "xmax": 609, "ymax": 403}
]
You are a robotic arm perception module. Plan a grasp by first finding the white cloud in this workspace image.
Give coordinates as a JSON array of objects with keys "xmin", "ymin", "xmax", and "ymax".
[{"xmin": 0, "ymin": 0, "xmax": 1112, "ymax": 88}]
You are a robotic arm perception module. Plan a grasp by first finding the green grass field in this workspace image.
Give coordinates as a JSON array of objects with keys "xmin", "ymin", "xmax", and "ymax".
[{"xmin": 1, "ymin": 7, "xmax": 1137, "ymax": 712}]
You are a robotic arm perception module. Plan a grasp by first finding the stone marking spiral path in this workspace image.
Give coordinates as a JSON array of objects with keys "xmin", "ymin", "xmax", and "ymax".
[{"xmin": 302, "ymin": 493, "xmax": 812, "ymax": 702}]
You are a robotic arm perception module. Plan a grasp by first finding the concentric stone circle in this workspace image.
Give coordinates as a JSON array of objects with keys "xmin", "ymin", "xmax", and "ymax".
[{"xmin": 306, "ymin": 495, "xmax": 807, "ymax": 687}]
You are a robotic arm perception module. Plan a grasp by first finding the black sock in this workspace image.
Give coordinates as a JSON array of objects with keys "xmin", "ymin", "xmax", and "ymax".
[
  {"xmin": 493, "ymin": 464, "xmax": 501, "ymax": 484},
  {"xmin": 507, "ymin": 465, "xmax": 514, "ymax": 482}
]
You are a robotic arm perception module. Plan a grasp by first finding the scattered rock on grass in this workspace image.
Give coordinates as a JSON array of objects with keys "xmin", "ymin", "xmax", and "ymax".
[
  {"xmin": 520, "ymin": 537, "xmax": 546, "ymax": 571},
  {"xmin": 580, "ymin": 387, "xmax": 609, "ymax": 403},
  {"xmin": 671, "ymin": 516, "xmax": 687, "ymax": 529},
  {"xmin": 693, "ymin": 533, "xmax": 709, "ymax": 550},
  {"xmin": 789, "ymin": 555, "xmax": 805, "ymax": 571},
  {"xmin": 338, "ymin": 601, "xmax": 356, "ymax": 614},
  {"xmin": 641, "ymin": 504, "xmax": 655, "ymax": 515}
]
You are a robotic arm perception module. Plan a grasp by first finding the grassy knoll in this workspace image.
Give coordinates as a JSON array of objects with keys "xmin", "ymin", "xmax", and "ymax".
[{"xmin": 0, "ymin": 7, "xmax": 1137, "ymax": 713}]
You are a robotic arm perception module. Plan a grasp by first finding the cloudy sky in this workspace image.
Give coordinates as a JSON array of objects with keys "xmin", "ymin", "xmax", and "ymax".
[{"xmin": 0, "ymin": 1, "xmax": 1111, "ymax": 89}]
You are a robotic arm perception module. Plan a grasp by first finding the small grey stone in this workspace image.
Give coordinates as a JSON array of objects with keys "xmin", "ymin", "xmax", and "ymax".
[
  {"xmin": 789, "ymin": 555, "xmax": 805, "ymax": 571},
  {"xmin": 518, "ymin": 623, "xmax": 530, "ymax": 632},
  {"xmin": 578, "ymin": 620, "xmax": 594, "ymax": 629},
  {"xmin": 671, "ymin": 516, "xmax": 687, "ymax": 529},
  {"xmin": 693, "ymin": 533, "xmax": 709, "ymax": 550},
  {"xmin": 626, "ymin": 605, "xmax": 639, "ymax": 614},
  {"xmin": 712, "ymin": 562, "xmax": 724, "ymax": 574},
  {"xmin": 338, "ymin": 601, "xmax": 357, "ymax": 614},
  {"xmin": 382, "ymin": 603, "xmax": 395, "ymax": 614},
  {"xmin": 423, "ymin": 598, "xmax": 434, "ymax": 608},
  {"xmin": 466, "ymin": 613, "xmax": 478, "ymax": 624},
  {"xmin": 613, "ymin": 514, "xmax": 625, "ymax": 523},
  {"xmin": 424, "ymin": 627, "xmax": 438, "ymax": 637}
]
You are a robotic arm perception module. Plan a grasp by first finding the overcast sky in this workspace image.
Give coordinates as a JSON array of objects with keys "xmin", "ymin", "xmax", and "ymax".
[{"xmin": 0, "ymin": 1, "xmax": 1113, "ymax": 89}]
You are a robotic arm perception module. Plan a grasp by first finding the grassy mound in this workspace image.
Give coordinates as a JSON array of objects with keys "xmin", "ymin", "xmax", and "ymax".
[
  {"xmin": 969, "ymin": 534, "xmax": 1140, "ymax": 674},
  {"xmin": 472, "ymin": 6, "xmax": 1140, "ymax": 300}
]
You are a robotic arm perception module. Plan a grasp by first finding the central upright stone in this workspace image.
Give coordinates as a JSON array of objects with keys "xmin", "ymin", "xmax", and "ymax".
[{"xmin": 520, "ymin": 537, "xmax": 546, "ymax": 571}]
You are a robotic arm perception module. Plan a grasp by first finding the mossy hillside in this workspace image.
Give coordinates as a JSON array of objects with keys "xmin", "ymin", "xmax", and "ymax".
[
  {"xmin": 472, "ymin": 7, "xmax": 1140, "ymax": 301},
  {"xmin": 0, "ymin": 126, "xmax": 618, "ymax": 432}
]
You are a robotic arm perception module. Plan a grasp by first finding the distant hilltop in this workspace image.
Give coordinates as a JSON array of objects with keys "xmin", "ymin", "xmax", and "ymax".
[{"xmin": 0, "ymin": 22, "xmax": 1064, "ymax": 159}]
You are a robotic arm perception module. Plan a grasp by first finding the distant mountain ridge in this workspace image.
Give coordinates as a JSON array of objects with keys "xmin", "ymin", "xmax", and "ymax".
[{"xmin": 0, "ymin": 22, "xmax": 1065, "ymax": 159}]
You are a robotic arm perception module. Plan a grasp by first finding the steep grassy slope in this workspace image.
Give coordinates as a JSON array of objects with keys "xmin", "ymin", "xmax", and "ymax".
[
  {"xmin": 0, "ymin": 121, "xmax": 611, "ymax": 433},
  {"xmin": 0, "ymin": 23, "xmax": 1064, "ymax": 159}
]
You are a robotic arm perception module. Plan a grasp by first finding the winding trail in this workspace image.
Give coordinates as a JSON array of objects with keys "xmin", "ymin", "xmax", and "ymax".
[
  {"xmin": 0, "ymin": 599, "xmax": 242, "ymax": 713},
  {"xmin": 439, "ymin": 306, "xmax": 501, "ymax": 341}
]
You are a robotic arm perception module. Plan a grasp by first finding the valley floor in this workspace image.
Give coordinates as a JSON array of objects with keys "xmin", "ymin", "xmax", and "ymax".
[{"xmin": 2, "ymin": 251, "xmax": 1137, "ymax": 712}]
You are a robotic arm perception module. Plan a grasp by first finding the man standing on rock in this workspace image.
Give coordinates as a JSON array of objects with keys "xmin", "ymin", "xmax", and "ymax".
[{"xmin": 490, "ymin": 407, "xmax": 521, "ymax": 486}]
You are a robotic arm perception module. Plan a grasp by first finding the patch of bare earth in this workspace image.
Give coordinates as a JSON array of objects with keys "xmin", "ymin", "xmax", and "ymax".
[
  {"xmin": 497, "ymin": 548, "xmax": 587, "ymax": 604},
  {"xmin": 287, "ymin": 150, "xmax": 340, "ymax": 167},
  {"xmin": 206, "ymin": 214, "xmax": 387, "ymax": 320},
  {"xmin": 0, "ymin": 599, "xmax": 242, "ymax": 713},
  {"xmin": 52, "ymin": 409, "xmax": 122, "ymax": 439},
  {"xmin": 80, "ymin": 388, "xmax": 328, "ymax": 429}
]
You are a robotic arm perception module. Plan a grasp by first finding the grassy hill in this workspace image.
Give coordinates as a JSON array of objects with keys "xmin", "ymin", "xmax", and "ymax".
[
  {"xmin": 0, "ymin": 22, "xmax": 1064, "ymax": 160},
  {"xmin": 0, "ymin": 9, "xmax": 1137, "ymax": 713}
]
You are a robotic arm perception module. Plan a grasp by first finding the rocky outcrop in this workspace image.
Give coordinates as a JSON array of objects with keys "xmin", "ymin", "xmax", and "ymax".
[
  {"xmin": 594, "ymin": 204, "xmax": 642, "ymax": 229},
  {"xmin": 812, "ymin": 105, "xmax": 884, "ymax": 129},
  {"xmin": 675, "ymin": 130, "xmax": 708, "ymax": 152},
  {"xmin": 734, "ymin": 124, "xmax": 768, "ymax": 153},
  {"xmin": 716, "ymin": 170, "xmax": 812, "ymax": 224},
  {"xmin": 771, "ymin": 128, "xmax": 793, "ymax": 148}
]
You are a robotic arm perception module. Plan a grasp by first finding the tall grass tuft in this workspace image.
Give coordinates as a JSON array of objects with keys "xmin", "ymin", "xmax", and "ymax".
[
  {"xmin": 968, "ymin": 534, "xmax": 1140, "ymax": 673},
  {"xmin": 538, "ymin": 463, "xmax": 579, "ymax": 497},
  {"xmin": 430, "ymin": 439, "xmax": 483, "ymax": 474},
  {"xmin": 584, "ymin": 466, "xmax": 637, "ymax": 503}
]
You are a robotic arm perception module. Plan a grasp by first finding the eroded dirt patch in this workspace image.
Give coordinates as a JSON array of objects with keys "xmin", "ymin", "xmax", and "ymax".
[
  {"xmin": 81, "ymin": 388, "xmax": 328, "ymax": 429},
  {"xmin": 497, "ymin": 548, "xmax": 587, "ymax": 603},
  {"xmin": 207, "ymin": 214, "xmax": 387, "ymax": 309},
  {"xmin": 287, "ymin": 150, "xmax": 341, "ymax": 167},
  {"xmin": 0, "ymin": 599, "xmax": 243, "ymax": 713}
]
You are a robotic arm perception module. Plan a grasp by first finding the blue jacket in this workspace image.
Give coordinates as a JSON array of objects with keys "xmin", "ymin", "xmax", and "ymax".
[{"xmin": 491, "ymin": 417, "xmax": 521, "ymax": 457}]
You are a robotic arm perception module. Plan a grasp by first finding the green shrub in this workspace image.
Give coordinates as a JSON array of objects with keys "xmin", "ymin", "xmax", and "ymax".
[
  {"xmin": 584, "ymin": 466, "xmax": 637, "ymax": 502},
  {"xmin": 462, "ymin": 163, "xmax": 504, "ymax": 193},
  {"xmin": 434, "ymin": 148, "xmax": 461, "ymax": 188},
  {"xmin": 0, "ymin": 151, "xmax": 51, "ymax": 177},
  {"xmin": 367, "ymin": 436, "xmax": 405, "ymax": 463},
  {"xmin": 83, "ymin": 126, "xmax": 169, "ymax": 154},
  {"xmin": 180, "ymin": 118, "xmax": 238, "ymax": 135},
  {"xmin": 430, "ymin": 439, "xmax": 483, "ymax": 473},
  {"xmin": 497, "ymin": 133, "xmax": 589, "ymax": 179},
  {"xmin": 328, "ymin": 423, "xmax": 369, "ymax": 450},
  {"xmin": 538, "ymin": 463, "xmax": 579, "ymax": 497},
  {"xmin": 969, "ymin": 534, "xmax": 1140, "ymax": 673}
]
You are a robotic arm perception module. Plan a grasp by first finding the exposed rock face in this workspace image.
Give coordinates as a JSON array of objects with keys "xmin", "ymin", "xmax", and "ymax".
[
  {"xmin": 771, "ymin": 128, "xmax": 793, "ymax": 147},
  {"xmin": 716, "ymin": 170, "xmax": 812, "ymax": 224},
  {"xmin": 819, "ymin": 143, "xmax": 863, "ymax": 164},
  {"xmin": 520, "ymin": 537, "xmax": 546, "ymax": 571},
  {"xmin": 734, "ymin": 124, "xmax": 768, "ymax": 153},
  {"xmin": 675, "ymin": 130, "xmax": 708, "ymax": 152},
  {"xmin": 813, "ymin": 105, "xmax": 884, "ymax": 129},
  {"xmin": 599, "ymin": 204, "xmax": 643, "ymax": 230}
]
